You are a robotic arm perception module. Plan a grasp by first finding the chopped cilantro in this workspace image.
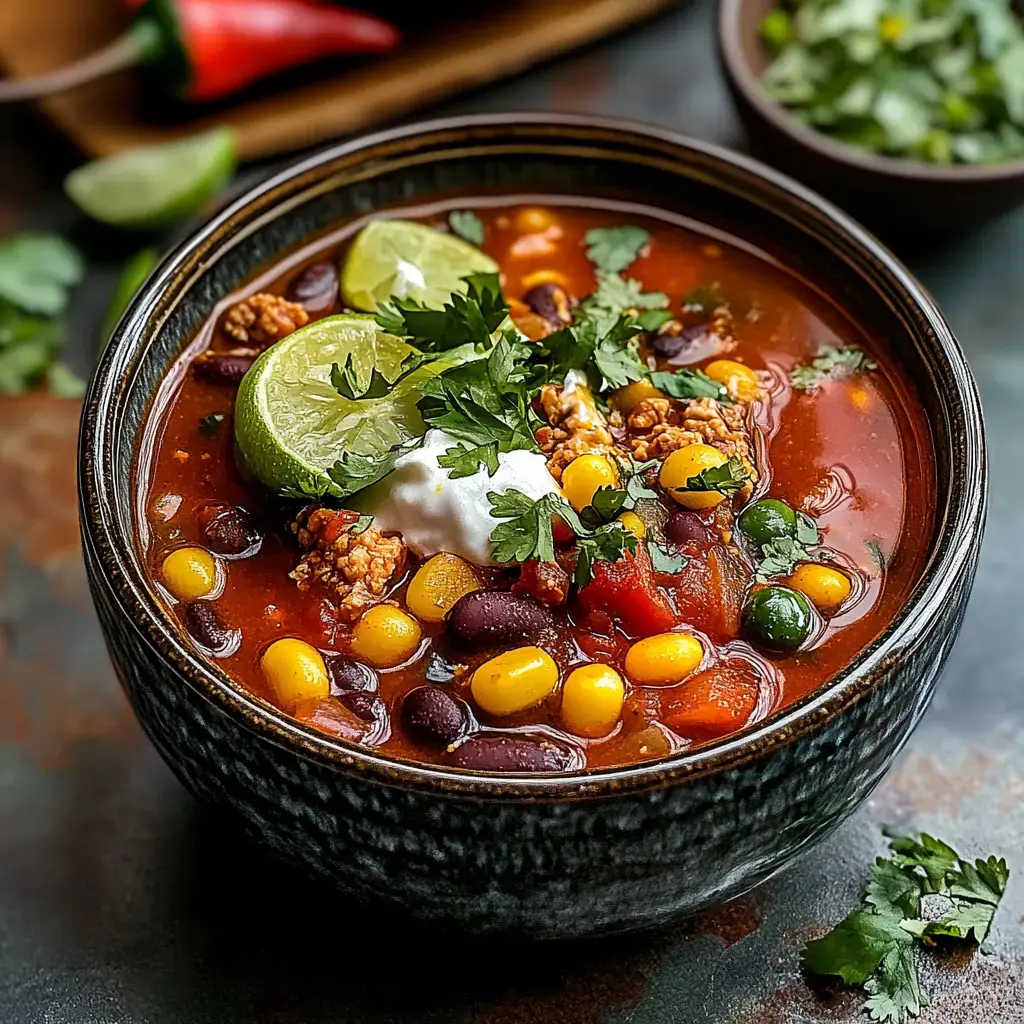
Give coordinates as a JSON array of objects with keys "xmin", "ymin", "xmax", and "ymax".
[
  {"xmin": 636, "ymin": 308, "xmax": 675, "ymax": 332},
  {"xmin": 348, "ymin": 513, "xmax": 374, "ymax": 536},
  {"xmin": 281, "ymin": 439, "xmax": 420, "ymax": 502},
  {"xmin": 791, "ymin": 345, "xmax": 877, "ymax": 390},
  {"xmin": 487, "ymin": 488, "xmax": 637, "ymax": 587},
  {"xmin": 648, "ymin": 540, "xmax": 688, "ymax": 573},
  {"xmin": 376, "ymin": 272, "xmax": 508, "ymax": 351},
  {"xmin": 584, "ymin": 225, "xmax": 651, "ymax": 274},
  {"xmin": 420, "ymin": 333, "xmax": 540, "ymax": 478},
  {"xmin": 761, "ymin": 0, "xmax": 1024, "ymax": 165},
  {"xmin": 679, "ymin": 457, "xmax": 750, "ymax": 497},
  {"xmin": 198, "ymin": 411, "xmax": 226, "ymax": 437},
  {"xmin": 756, "ymin": 510, "xmax": 824, "ymax": 581},
  {"xmin": 536, "ymin": 311, "xmax": 647, "ymax": 393},
  {"xmin": 0, "ymin": 233, "xmax": 83, "ymax": 316},
  {"xmin": 803, "ymin": 830, "xmax": 1009, "ymax": 1023},
  {"xmin": 649, "ymin": 368, "xmax": 732, "ymax": 403},
  {"xmin": 581, "ymin": 271, "xmax": 668, "ymax": 315},
  {"xmin": 447, "ymin": 210, "xmax": 485, "ymax": 245},
  {"xmin": 330, "ymin": 351, "xmax": 409, "ymax": 401}
]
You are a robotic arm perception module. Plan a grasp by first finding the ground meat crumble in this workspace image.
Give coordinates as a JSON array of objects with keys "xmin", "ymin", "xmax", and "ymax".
[
  {"xmin": 535, "ymin": 380, "xmax": 616, "ymax": 481},
  {"xmin": 289, "ymin": 507, "xmax": 406, "ymax": 621},
  {"xmin": 223, "ymin": 293, "xmax": 310, "ymax": 347},
  {"xmin": 627, "ymin": 396, "xmax": 757, "ymax": 500}
]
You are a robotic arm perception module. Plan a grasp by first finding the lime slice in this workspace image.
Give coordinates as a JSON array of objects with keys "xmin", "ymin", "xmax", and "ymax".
[
  {"xmin": 340, "ymin": 219, "xmax": 498, "ymax": 312},
  {"xmin": 235, "ymin": 314, "xmax": 458, "ymax": 499},
  {"xmin": 64, "ymin": 128, "xmax": 237, "ymax": 229}
]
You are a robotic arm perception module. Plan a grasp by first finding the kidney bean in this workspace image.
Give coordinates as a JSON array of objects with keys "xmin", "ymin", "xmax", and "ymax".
[
  {"xmin": 402, "ymin": 686, "xmax": 468, "ymax": 747},
  {"xmin": 650, "ymin": 324, "xmax": 709, "ymax": 363},
  {"xmin": 197, "ymin": 503, "xmax": 260, "ymax": 556},
  {"xmin": 193, "ymin": 354, "xmax": 256, "ymax": 386},
  {"xmin": 447, "ymin": 591, "xmax": 555, "ymax": 652},
  {"xmin": 666, "ymin": 510, "xmax": 709, "ymax": 548},
  {"xmin": 324, "ymin": 653, "xmax": 378, "ymax": 694},
  {"xmin": 183, "ymin": 602, "xmax": 241, "ymax": 657},
  {"xmin": 285, "ymin": 261, "xmax": 339, "ymax": 312},
  {"xmin": 447, "ymin": 734, "xmax": 580, "ymax": 772},
  {"xmin": 523, "ymin": 282, "xmax": 576, "ymax": 328}
]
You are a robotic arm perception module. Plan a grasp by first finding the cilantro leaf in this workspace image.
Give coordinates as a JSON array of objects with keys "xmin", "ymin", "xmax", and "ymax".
[
  {"xmin": 791, "ymin": 345, "xmax": 877, "ymax": 390},
  {"xmin": 636, "ymin": 308, "xmax": 675, "ymax": 332},
  {"xmin": 648, "ymin": 540, "xmax": 688, "ymax": 573},
  {"xmin": 862, "ymin": 941, "xmax": 926, "ymax": 1024},
  {"xmin": 537, "ymin": 310, "xmax": 646, "ymax": 393},
  {"xmin": 487, "ymin": 489, "xmax": 636, "ymax": 586},
  {"xmin": 330, "ymin": 352, "xmax": 396, "ymax": 400},
  {"xmin": 803, "ymin": 907, "xmax": 908, "ymax": 987},
  {"xmin": 755, "ymin": 511, "xmax": 825, "ymax": 581},
  {"xmin": 437, "ymin": 441, "xmax": 501, "ymax": 479},
  {"xmin": 348, "ymin": 514, "xmax": 374, "ymax": 536},
  {"xmin": 0, "ymin": 233, "xmax": 83, "ymax": 316},
  {"xmin": 582, "ymin": 271, "xmax": 668, "ymax": 314},
  {"xmin": 448, "ymin": 210, "xmax": 485, "ymax": 245},
  {"xmin": 324, "ymin": 442, "xmax": 418, "ymax": 499},
  {"xmin": 376, "ymin": 272, "xmax": 508, "ymax": 351},
  {"xmin": 584, "ymin": 225, "xmax": 650, "ymax": 274},
  {"xmin": 681, "ymin": 456, "xmax": 750, "ymax": 497},
  {"xmin": 887, "ymin": 831, "xmax": 960, "ymax": 894},
  {"xmin": 650, "ymin": 368, "xmax": 732, "ymax": 403}
]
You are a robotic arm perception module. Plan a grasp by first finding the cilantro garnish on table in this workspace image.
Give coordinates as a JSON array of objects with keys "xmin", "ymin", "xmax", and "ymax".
[
  {"xmin": 791, "ymin": 344, "xmax": 877, "ymax": 390},
  {"xmin": 0, "ymin": 233, "xmax": 85, "ymax": 397},
  {"xmin": 760, "ymin": 0, "xmax": 1024, "ymax": 165},
  {"xmin": 803, "ymin": 830, "xmax": 1010, "ymax": 1024}
]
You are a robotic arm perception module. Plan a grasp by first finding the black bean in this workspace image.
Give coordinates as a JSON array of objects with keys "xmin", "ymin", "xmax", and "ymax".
[
  {"xmin": 447, "ymin": 734, "xmax": 579, "ymax": 773},
  {"xmin": 447, "ymin": 591, "xmax": 555, "ymax": 652},
  {"xmin": 339, "ymin": 692, "xmax": 387, "ymax": 724},
  {"xmin": 650, "ymin": 323, "xmax": 709, "ymax": 363},
  {"xmin": 201, "ymin": 505, "xmax": 260, "ymax": 556},
  {"xmin": 402, "ymin": 686, "xmax": 468, "ymax": 747},
  {"xmin": 285, "ymin": 261, "xmax": 339, "ymax": 312},
  {"xmin": 522, "ymin": 282, "xmax": 576, "ymax": 328},
  {"xmin": 324, "ymin": 653, "xmax": 378, "ymax": 694},
  {"xmin": 666, "ymin": 510, "xmax": 710, "ymax": 548},
  {"xmin": 183, "ymin": 602, "xmax": 241, "ymax": 657},
  {"xmin": 193, "ymin": 355, "xmax": 255, "ymax": 386}
]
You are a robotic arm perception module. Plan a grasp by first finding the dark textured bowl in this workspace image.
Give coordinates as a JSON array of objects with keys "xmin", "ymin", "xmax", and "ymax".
[
  {"xmin": 79, "ymin": 113, "xmax": 985, "ymax": 939},
  {"xmin": 718, "ymin": 0, "xmax": 1024, "ymax": 238}
]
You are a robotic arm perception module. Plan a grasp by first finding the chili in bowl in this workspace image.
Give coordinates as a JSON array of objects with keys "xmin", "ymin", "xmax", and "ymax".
[{"xmin": 79, "ymin": 113, "xmax": 985, "ymax": 937}]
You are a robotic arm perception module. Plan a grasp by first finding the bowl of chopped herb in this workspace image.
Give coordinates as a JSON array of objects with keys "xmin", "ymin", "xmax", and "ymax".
[{"xmin": 718, "ymin": 0, "xmax": 1024, "ymax": 236}]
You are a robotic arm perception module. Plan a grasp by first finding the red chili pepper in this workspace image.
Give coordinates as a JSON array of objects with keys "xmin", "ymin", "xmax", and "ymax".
[{"xmin": 0, "ymin": 0, "xmax": 400, "ymax": 103}]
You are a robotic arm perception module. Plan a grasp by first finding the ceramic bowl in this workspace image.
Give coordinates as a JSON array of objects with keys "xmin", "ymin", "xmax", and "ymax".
[
  {"xmin": 78, "ymin": 113, "xmax": 985, "ymax": 938},
  {"xmin": 717, "ymin": 0, "xmax": 1024, "ymax": 238}
]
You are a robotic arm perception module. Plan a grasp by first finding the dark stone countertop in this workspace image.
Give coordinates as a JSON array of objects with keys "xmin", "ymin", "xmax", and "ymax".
[{"xmin": 1, "ymin": 2, "xmax": 1021, "ymax": 1021}]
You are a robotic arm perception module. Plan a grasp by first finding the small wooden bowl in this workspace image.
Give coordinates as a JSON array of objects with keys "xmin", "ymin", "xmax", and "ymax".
[{"xmin": 717, "ymin": 0, "xmax": 1024, "ymax": 238}]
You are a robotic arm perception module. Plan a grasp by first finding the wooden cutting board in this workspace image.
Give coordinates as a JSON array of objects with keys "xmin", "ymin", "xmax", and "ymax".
[{"xmin": 0, "ymin": 0, "xmax": 676, "ymax": 161}]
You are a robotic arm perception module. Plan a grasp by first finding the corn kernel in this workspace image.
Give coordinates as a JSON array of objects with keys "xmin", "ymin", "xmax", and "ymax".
[
  {"xmin": 624, "ymin": 632, "xmax": 704, "ymax": 686},
  {"xmin": 561, "ymin": 454, "xmax": 619, "ymax": 511},
  {"xmin": 659, "ymin": 443, "xmax": 728, "ymax": 511},
  {"xmin": 515, "ymin": 207, "xmax": 556, "ymax": 233},
  {"xmin": 471, "ymin": 646, "xmax": 559, "ymax": 716},
  {"xmin": 850, "ymin": 387, "xmax": 871, "ymax": 412},
  {"xmin": 261, "ymin": 637, "xmax": 329, "ymax": 707},
  {"xmin": 405, "ymin": 553, "xmax": 480, "ymax": 623},
  {"xmin": 703, "ymin": 360, "xmax": 761, "ymax": 403},
  {"xmin": 161, "ymin": 546, "xmax": 218, "ymax": 602},
  {"xmin": 610, "ymin": 377, "xmax": 664, "ymax": 415},
  {"xmin": 521, "ymin": 268, "xmax": 571, "ymax": 291},
  {"xmin": 789, "ymin": 563, "xmax": 852, "ymax": 615},
  {"xmin": 561, "ymin": 664, "xmax": 625, "ymax": 738},
  {"xmin": 618, "ymin": 511, "xmax": 646, "ymax": 539},
  {"xmin": 351, "ymin": 605, "xmax": 422, "ymax": 667}
]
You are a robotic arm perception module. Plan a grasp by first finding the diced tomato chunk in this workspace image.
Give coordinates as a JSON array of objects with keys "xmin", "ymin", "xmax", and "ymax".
[
  {"xmin": 576, "ymin": 545, "xmax": 676, "ymax": 637},
  {"xmin": 512, "ymin": 560, "xmax": 571, "ymax": 607},
  {"xmin": 662, "ymin": 662, "xmax": 760, "ymax": 743}
]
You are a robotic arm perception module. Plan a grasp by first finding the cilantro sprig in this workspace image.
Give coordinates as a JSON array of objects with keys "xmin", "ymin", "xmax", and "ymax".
[
  {"xmin": 488, "ymin": 489, "xmax": 637, "ymax": 588},
  {"xmin": 584, "ymin": 225, "xmax": 650, "ymax": 274},
  {"xmin": 674, "ymin": 456, "xmax": 750, "ymax": 499},
  {"xmin": 755, "ymin": 510, "xmax": 827, "ymax": 581},
  {"xmin": 535, "ymin": 311, "xmax": 648, "ymax": 394},
  {"xmin": 791, "ymin": 344, "xmax": 878, "ymax": 391},
  {"xmin": 376, "ymin": 272, "xmax": 509, "ymax": 352},
  {"xmin": 803, "ymin": 830, "xmax": 1010, "ymax": 1024},
  {"xmin": 420, "ymin": 333, "xmax": 541, "ymax": 479},
  {"xmin": 649, "ymin": 368, "xmax": 732, "ymax": 403},
  {"xmin": 447, "ymin": 210, "xmax": 485, "ymax": 245}
]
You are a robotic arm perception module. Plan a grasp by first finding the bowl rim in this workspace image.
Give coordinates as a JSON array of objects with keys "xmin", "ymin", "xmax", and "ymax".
[
  {"xmin": 79, "ymin": 110, "xmax": 986, "ymax": 799},
  {"xmin": 717, "ymin": 0, "xmax": 1024, "ymax": 183}
]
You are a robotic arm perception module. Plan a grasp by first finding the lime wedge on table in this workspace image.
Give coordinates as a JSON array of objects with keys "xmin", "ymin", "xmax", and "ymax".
[
  {"xmin": 341, "ymin": 219, "xmax": 498, "ymax": 311},
  {"xmin": 64, "ymin": 128, "xmax": 237, "ymax": 229},
  {"xmin": 235, "ymin": 314, "xmax": 453, "ymax": 499}
]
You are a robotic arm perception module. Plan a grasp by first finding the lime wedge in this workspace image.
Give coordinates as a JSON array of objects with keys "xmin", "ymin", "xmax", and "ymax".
[
  {"xmin": 340, "ymin": 219, "xmax": 498, "ymax": 312},
  {"xmin": 235, "ymin": 314, "xmax": 455, "ymax": 499},
  {"xmin": 64, "ymin": 128, "xmax": 237, "ymax": 229}
]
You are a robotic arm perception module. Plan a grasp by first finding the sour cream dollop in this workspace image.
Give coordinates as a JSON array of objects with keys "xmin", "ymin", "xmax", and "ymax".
[{"xmin": 365, "ymin": 429, "xmax": 561, "ymax": 564}]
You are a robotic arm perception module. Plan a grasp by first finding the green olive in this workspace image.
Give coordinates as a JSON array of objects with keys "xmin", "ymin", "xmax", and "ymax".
[
  {"xmin": 738, "ymin": 499, "xmax": 797, "ymax": 549},
  {"xmin": 742, "ymin": 586, "xmax": 814, "ymax": 652}
]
